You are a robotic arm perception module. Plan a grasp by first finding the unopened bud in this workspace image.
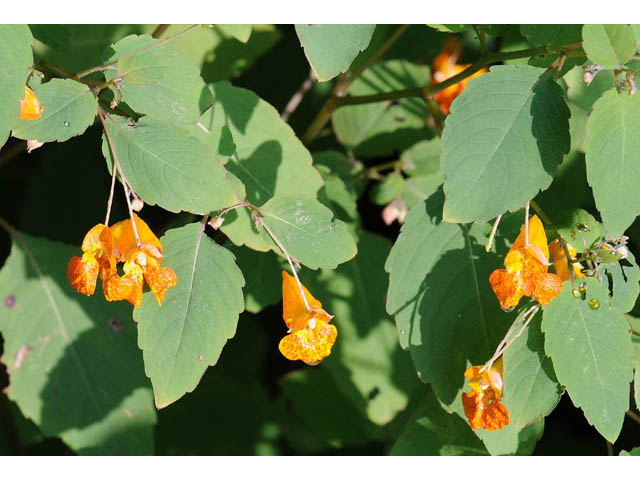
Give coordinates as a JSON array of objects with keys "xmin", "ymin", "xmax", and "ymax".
[
  {"xmin": 131, "ymin": 197, "xmax": 144, "ymax": 212},
  {"xmin": 26, "ymin": 139, "xmax": 44, "ymax": 153},
  {"xmin": 208, "ymin": 215, "xmax": 225, "ymax": 230}
]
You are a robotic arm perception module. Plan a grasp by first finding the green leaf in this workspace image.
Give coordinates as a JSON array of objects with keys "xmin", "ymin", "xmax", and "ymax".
[
  {"xmin": 475, "ymin": 417, "xmax": 544, "ymax": 455},
  {"xmin": 295, "ymin": 24, "xmax": 375, "ymax": 82},
  {"xmin": 441, "ymin": 65, "xmax": 571, "ymax": 224},
  {"xmin": 635, "ymin": 366, "xmax": 640, "ymax": 412},
  {"xmin": 602, "ymin": 251, "xmax": 640, "ymax": 314},
  {"xmin": 191, "ymin": 81, "xmax": 323, "ymax": 251},
  {"xmin": 134, "ymin": 223, "xmax": 245, "ymax": 408},
  {"xmin": 403, "ymin": 175, "xmax": 442, "ymax": 211},
  {"xmin": 28, "ymin": 24, "xmax": 71, "ymax": 50},
  {"xmin": 116, "ymin": 48, "xmax": 167, "ymax": 85},
  {"xmin": 316, "ymin": 166, "xmax": 360, "ymax": 237},
  {"xmin": 102, "ymin": 115, "xmax": 242, "ymax": 214},
  {"xmin": 502, "ymin": 311, "xmax": 563, "ymax": 428},
  {"xmin": 216, "ymin": 24, "xmax": 252, "ymax": 43},
  {"xmin": 370, "ymin": 173, "xmax": 404, "ymax": 206},
  {"xmin": 103, "ymin": 34, "xmax": 210, "ymax": 125},
  {"xmin": 12, "ymin": 79, "xmax": 97, "ymax": 143},
  {"xmin": 385, "ymin": 192, "xmax": 512, "ymax": 408},
  {"xmin": 332, "ymin": 60, "xmax": 432, "ymax": 158},
  {"xmin": 0, "ymin": 231, "xmax": 156, "ymax": 454},
  {"xmin": 299, "ymin": 232, "xmax": 420, "ymax": 425},
  {"xmin": 229, "ymin": 246, "xmax": 285, "ymax": 314},
  {"xmin": 260, "ymin": 194, "xmax": 357, "ymax": 270},
  {"xmin": 280, "ymin": 368, "xmax": 381, "ymax": 452},
  {"xmin": 585, "ymin": 88, "xmax": 640, "ymax": 237},
  {"xmin": 582, "ymin": 24, "xmax": 637, "ymax": 69},
  {"xmin": 390, "ymin": 388, "xmax": 487, "ymax": 455},
  {"xmin": 0, "ymin": 25, "xmax": 33, "ymax": 148},
  {"xmin": 553, "ymin": 208, "xmax": 601, "ymax": 254},
  {"xmin": 542, "ymin": 277, "xmax": 633, "ymax": 442}
]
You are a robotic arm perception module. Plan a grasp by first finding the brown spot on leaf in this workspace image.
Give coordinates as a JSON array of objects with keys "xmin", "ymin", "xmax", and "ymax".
[
  {"xmin": 4, "ymin": 295, "xmax": 16, "ymax": 308},
  {"xmin": 15, "ymin": 346, "xmax": 33, "ymax": 369},
  {"xmin": 108, "ymin": 316, "xmax": 123, "ymax": 333}
]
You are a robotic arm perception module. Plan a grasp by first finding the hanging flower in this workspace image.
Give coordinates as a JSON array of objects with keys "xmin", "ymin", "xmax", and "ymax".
[
  {"xmin": 104, "ymin": 214, "xmax": 177, "ymax": 307},
  {"xmin": 431, "ymin": 37, "xmax": 488, "ymax": 115},
  {"xmin": 549, "ymin": 239, "xmax": 585, "ymax": 281},
  {"xmin": 68, "ymin": 214, "xmax": 177, "ymax": 308},
  {"xmin": 278, "ymin": 271, "xmax": 337, "ymax": 366},
  {"xmin": 489, "ymin": 215, "xmax": 563, "ymax": 310},
  {"xmin": 67, "ymin": 224, "xmax": 116, "ymax": 296},
  {"xmin": 462, "ymin": 357, "xmax": 510, "ymax": 431},
  {"xmin": 19, "ymin": 86, "xmax": 44, "ymax": 120}
]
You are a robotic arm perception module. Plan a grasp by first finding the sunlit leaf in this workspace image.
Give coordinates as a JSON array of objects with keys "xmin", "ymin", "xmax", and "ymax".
[
  {"xmin": 0, "ymin": 231, "xmax": 156, "ymax": 454},
  {"xmin": 441, "ymin": 65, "xmax": 570, "ymax": 223},
  {"xmin": 602, "ymin": 251, "xmax": 640, "ymax": 314},
  {"xmin": 553, "ymin": 208, "xmax": 601, "ymax": 254},
  {"xmin": 261, "ymin": 194, "xmax": 357, "ymax": 270},
  {"xmin": 295, "ymin": 24, "xmax": 376, "ymax": 81},
  {"xmin": 0, "ymin": 24, "xmax": 33, "ymax": 148},
  {"xmin": 12, "ymin": 79, "xmax": 98, "ymax": 143},
  {"xmin": 542, "ymin": 277, "xmax": 633, "ymax": 442},
  {"xmin": 585, "ymin": 88, "xmax": 640, "ymax": 237},
  {"xmin": 216, "ymin": 24, "xmax": 252, "ymax": 43},
  {"xmin": 102, "ymin": 115, "xmax": 243, "ymax": 214},
  {"xmin": 582, "ymin": 24, "xmax": 637, "ymax": 69},
  {"xmin": 134, "ymin": 223, "xmax": 245, "ymax": 408},
  {"xmin": 103, "ymin": 34, "xmax": 210, "ymax": 125}
]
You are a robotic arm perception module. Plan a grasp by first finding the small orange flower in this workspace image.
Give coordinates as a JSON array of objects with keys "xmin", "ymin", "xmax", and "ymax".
[
  {"xmin": 104, "ymin": 214, "xmax": 177, "ymax": 307},
  {"xmin": 68, "ymin": 215, "xmax": 176, "ymax": 308},
  {"xmin": 279, "ymin": 271, "xmax": 337, "ymax": 366},
  {"xmin": 431, "ymin": 37, "xmax": 488, "ymax": 114},
  {"xmin": 19, "ymin": 86, "xmax": 44, "ymax": 120},
  {"xmin": 549, "ymin": 240, "xmax": 585, "ymax": 281},
  {"xmin": 462, "ymin": 357, "xmax": 509, "ymax": 431},
  {"xmin": 489, "ymin": 215, "xmax": 563, "ymax": 310},
  {"xmin": 68, "ymin": 224, "xmax": 117, "ymax": 296}
]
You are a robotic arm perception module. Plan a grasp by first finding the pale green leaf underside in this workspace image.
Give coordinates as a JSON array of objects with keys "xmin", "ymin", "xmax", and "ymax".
[
  {"xmin": 12, "ymin": 78, "xmax": 97, "ymax": 143},
  {"xmin": 104, "ymin": 34, "xmax": 209, "ymax": 125},
  {"xmin": 542, "ymin": 277, "xmax": 633, "ymax": 442},
  {"xmin": 102, "ymin": 115, "xmax": 241, "ymax": 214},
  {"xmin": 134, "ymin": 223, "xmax": 245, "ymax": 408},
  {"xmin": 191, "ymin": 81, "xmax": 323, "ymax": 251},
  {"xmin": 441, "ymin": 64, "xmax": 570, "ymax": 223},
  {"xmin": 0, "ymin": 24, "xmax": 33, "ymax": 148},
  {"xmin": 585, "ymin": 88, "xmax": 640, "ymax": 237},
  {"xmin": 261, "ymin": 194, "xmax": 357, "ymax": 270},
  {"xmin": 295, "ymin": 24, "xmax": 376, "ymax": 81},
  {"xmin": 299, "ymin": 232, "xmax": 419, "ymax": 425},
  {"xmin": 117, "ymin": 48, "xmax": 167, "ymax": 85},
  {"xmin": 390, "ymin": 390, "xmax": 487, "ymax": 455},
  {"xmin": 582, "ymin": 24, "xmax": 637, "ymax": 69},
  {"xmin": 385, "ymin": 193, "xmax": 512, "ymax": 409},
  {"xmin": 503, "ymin": 311, "xmax": 562, "ymax": 428},
  {"xmin": 474, "ymin": 416, "xmax": 544, "ymax": 455},
  {"xmin": 0, "ymin": 232, "xmax": 156, "ymax": 454}
]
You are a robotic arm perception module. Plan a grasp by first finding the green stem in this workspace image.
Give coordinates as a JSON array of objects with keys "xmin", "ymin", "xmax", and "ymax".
[
  {"xmin": 530, "ymin": 200, "xmax": 553, "ymax": 225},
  {"xmin": 152, "ymin": 24, "xmax": 171, "ymax": 39},
  {"xmin": 474, "ymin": 25, "xmax": 488, "ymax": 55},
  {"xmin": 301, "ymin": 42, "xmax": 583, "ymax": 145}
]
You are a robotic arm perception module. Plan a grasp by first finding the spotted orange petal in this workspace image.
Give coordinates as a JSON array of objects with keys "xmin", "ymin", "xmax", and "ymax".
[
  {"xmin": 549, "ymin": 240, "xmax": 585, "ymax": 281},
  {"xmin": 67, "ymin": 253, "xmax": 99, "ymax": 296},
  {"xmin": 143, "ymin": 265, "xmax": 177, "ymax": 305},
  {"xmin": 278, "ymin": 320, "xmax": 337, "ymax": 366},
  {"xmin": 103, "ymin": 261, "xmax": 144, "ymax": 307},
  {"xmin": 462, "ymin": 390, "xmax": 510, "ymax": 431},
  {"xmin": 110, "ymin": 214, "xmax": 162, "ymax": 262},
  {"xmin": 533, "ymin": 272, "xmax": 563, "ymax": 305},
  {"xmin": 510, "ymin": 215, "xmax": 549, "ymax": 260},
  {"xmin": 282, "ymin": 271, "xmax": 323, "ymax": 328},
  {"xmin": 489, "ymin": 268, "xmax": 522, "ymax": 310},
  {"xmin": 19, "ymin": 86, "xmax": 43, "ymax": 120}
]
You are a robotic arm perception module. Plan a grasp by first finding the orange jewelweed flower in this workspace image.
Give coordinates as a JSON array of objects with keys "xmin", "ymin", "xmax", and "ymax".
[
  {"xmin": 19, "ymin": 86, "xmax": 44, "ymax": 120},
  {"xmin": 549, "ymin": 240, "xmax": 585, "ymax": 282},
  {"xmin": 462, "ymin": 357, "xmax": 509, "ymax": 431},
  {"xmin": 489, "ymin": 215, "xmax": 563, "ymax": 310},
  {"xmin": 279, "ymin": 271, "xmax": 337, "ymax": 366},
  {"xmin": 104, "ymin": 214, "xmax": 177, "ymax": 308},
  {"xmin": 431, "ymin": 37, "xmax": 488, "ymax": 115},
  {"xmin": 67, "ymin": 224, "xmax": 117, "ymax": 296}
]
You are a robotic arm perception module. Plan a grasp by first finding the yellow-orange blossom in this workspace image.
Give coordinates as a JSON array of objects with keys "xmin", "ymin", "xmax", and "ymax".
[
  {"xmin": 67, "ymin": 214, "xmax": 177, "ymax": 307},
  {"xmin": 279, "ymin": 271, "xmax": 337, "ymax": 366}
]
